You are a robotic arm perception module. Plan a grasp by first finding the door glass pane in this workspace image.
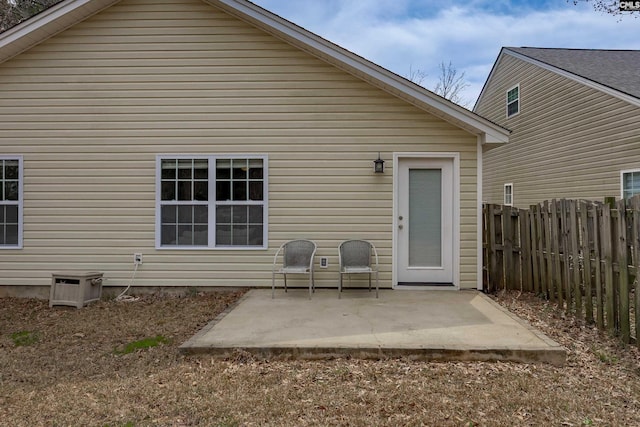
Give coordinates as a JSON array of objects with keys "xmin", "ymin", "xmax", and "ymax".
[{"xmin": 408, "ymin": 169, "xmax": 441, "ymax": 267}]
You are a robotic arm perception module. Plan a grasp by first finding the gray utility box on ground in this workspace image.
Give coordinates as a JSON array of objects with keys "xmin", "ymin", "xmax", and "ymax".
[{"xmin": 49, "ymin": 271, "xmax": 104, "ymax": 309}]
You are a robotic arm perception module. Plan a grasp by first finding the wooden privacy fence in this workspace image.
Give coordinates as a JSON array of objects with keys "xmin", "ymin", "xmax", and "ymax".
[{"xmin": 483, "ymin": 199, "xmax": 640, "ymax": 347}]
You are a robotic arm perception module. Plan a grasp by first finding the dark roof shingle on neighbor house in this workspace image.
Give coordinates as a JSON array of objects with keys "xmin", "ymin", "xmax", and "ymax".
[{"xmin": 506, "ymin": 47, "xmax": 640, "ymax": 100}]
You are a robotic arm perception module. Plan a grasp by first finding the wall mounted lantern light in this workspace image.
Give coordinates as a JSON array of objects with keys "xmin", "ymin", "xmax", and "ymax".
[{"xmin": 373, "ymin": 153, "xmax": 385, "ymax": 174}]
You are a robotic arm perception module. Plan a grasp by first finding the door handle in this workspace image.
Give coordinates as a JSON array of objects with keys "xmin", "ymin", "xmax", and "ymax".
[{"xmin": 398, "ymin": 224, "xmax": 403, "ymax": 230}]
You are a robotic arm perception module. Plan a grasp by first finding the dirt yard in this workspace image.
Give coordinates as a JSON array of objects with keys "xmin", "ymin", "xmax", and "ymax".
[{"xmin": 1, "ymin": 289, "xmax": 639, "ymax": 426}]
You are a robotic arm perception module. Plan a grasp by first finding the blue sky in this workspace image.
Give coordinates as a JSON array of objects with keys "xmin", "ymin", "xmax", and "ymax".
[{"xmin": 252, "ymin": 0, "xmax": 640, "ymax": 106}]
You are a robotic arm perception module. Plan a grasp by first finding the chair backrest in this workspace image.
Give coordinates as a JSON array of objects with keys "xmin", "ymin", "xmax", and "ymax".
[
  {"xmin": 283, "ymin": 239, "xmax": 316, "ymax": 269},
  {"xmin": 339, "ymin": 240, "xmax": 372, "ymax": 268}
]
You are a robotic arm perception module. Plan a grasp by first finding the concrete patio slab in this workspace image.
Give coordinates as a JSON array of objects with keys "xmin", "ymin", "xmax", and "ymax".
[{"xmin": 179, "ymin": 289, "xmax": 566, "ymax": 365}]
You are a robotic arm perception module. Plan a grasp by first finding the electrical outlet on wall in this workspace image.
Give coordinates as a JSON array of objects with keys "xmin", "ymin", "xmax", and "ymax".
[
  {"xmin": 134, "ymin": 253, "xmax": 143, "ymax": 265},
  {"xmin": 320, "ymin": 257, "xmax": 329, "ymax": 268}
]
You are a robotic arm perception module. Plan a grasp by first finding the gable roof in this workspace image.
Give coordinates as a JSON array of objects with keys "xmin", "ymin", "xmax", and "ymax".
[
  {"xmin": 0, "ymin": 0, "xmax": 509, "ymax": 144},
  {"xmin": 475, "ymin": 47, "xmax": 640, "ymax": 110}
]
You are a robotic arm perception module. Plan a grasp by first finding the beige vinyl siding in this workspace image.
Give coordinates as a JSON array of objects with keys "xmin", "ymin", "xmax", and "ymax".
[
  {"xmin": 0, "ymin": 0, "xmax": 479, "ymax": 290},
  {"xmin": 478, "ymin": 53, "xmax": 640, "ymax": 208}
]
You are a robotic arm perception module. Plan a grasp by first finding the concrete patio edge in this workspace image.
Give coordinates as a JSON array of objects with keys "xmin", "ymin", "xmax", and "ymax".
[{"xmin": 179, "ymin": 289, "xmax": 566, "ymax": 366}]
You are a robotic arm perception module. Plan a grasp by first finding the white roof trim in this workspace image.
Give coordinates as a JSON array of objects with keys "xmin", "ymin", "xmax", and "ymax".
[
  {"xmin": 504, "ymin": 49, "xmax": 640, "ymax": 109},
  {"xmin": 0, "ymin": 0, "xmax": 509, "ymax": 143},
  {"xmin": 0, "ymin": 0, "xmax": 118, "ymax": 63}
]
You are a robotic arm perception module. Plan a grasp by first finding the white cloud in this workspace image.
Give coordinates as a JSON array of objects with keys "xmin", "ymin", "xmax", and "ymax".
[{"xmin": 254, "ymin": 1, "xmax": 640, "ymax": 104}]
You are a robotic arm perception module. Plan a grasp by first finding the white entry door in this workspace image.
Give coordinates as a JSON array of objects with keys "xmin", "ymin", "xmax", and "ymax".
[{"xmin": 396, "ymin": 157, "xmax": 454, "ymax": 285}]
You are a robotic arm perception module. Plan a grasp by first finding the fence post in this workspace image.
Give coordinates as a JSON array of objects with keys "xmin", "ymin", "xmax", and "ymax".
[
  {"xmin": 580, "ymin": 201, "xmax": 594, "ymax": 324},
  {"xmin": 616, "ymin": 199, "xmax": 630, "ymax": 344},
  {"xmin": 544, "ymin": 201, "xmax": 555, "ymax": 302},
  {"xmin": 602, "ymin": 204, "xmax": 616, "ymax": 335},
  {"xmin": 489, "ymin": 204, "xmax": 504, "ymax": 291},
  {"xmin": 560, "ymin": 200, "xmax": 572, "ymax": 313},
  {"xmin": 529, "ymin": 205, "xmax": 540, "ymax": 295},
  {"xmin": 593, "ymin": 204, "xmax": 604, "ymax": 329},
  {"xmin": 551, "ymin": 200, "xmax": 563, "ymax": 308},
  {"xmin": 503, "ymin": 205, "xmax": 514, "ymax": 290},
  {"xmin": 570, "ymin": 200, "xmax": 582, "ymax": 318}
]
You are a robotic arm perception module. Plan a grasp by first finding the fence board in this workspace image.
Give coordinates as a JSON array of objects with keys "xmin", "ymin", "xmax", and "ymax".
[
  {"xmin": 570, "ymin": 200, "xmax": 582, "ymax": 318},
  {"xmin": 544, "ymin": 201, "xmax": 554, "ymax": 303},
  {"xmin": 551, "ymin": 200, "xmax": 563, "ymax": 308},
  {"xmin": 529, "ymin": 206, "xmax": 540, "ymax": 295},
  {"xmin": 593, "ymin": 205, "xmax": 604, "ymax": 329},
  {"xmin": 580, "ymin": 201, "xmax": 594, "ymax": 324},
  {"xmin": 616, "ymin": 199, "xmax": 630, "ymax": 343},
  {"xmin": 602, "ymin": 204, "xmax": 616, "ymax": 334}
]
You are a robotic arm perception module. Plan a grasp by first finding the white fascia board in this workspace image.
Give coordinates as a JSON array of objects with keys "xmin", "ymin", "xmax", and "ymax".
[
  {"xmin": 212, "ymin": 0, "xmax": 509, "ymax": 144},
  {"xmin": 504, "ymin": 49, "xmax": 640, "ymax": 109}
]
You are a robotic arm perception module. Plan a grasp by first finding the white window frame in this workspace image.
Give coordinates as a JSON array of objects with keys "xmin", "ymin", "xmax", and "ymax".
[
  {"xmin": 506, "ymin": 84, "xmax": 520, "ymax": 118},
  {"xmin": 155, "ymin": 154, "xmax": 268, "ymax": 250},
  {"xmin": 504, "ymin": 183, "xmax": 513, "ymax": 206},
  {"xmin": 621, "ymin": 168, "xmax": 640, "ymax": 200},
  {"xmin": 0, "ymin": 156, "xmax": 23, "ymax": 249}
]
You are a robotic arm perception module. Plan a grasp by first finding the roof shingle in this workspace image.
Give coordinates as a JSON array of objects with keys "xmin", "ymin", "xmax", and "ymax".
[{"xmin": 506, "ymin": 47, "xmax": 640, "ymax": 100}]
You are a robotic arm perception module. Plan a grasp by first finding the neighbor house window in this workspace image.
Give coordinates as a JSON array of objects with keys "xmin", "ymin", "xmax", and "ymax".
[
  {"xmin": 156, "ymin": 155, "xmax": 267, "ymax": 249},
  {"xmin": 621, "ymin": 169, "xmax": 640, "ymax": 200},
  {"xmin": 0, "ymin": 156, "xmax": 23, "ymax": 249},
  {"xmin": 506, "ymin": 85, "xmax": 519, "ymax": 117},
  {"xmin": 504, "ymin": 183, "xmax": 513, "ymax": 206}
]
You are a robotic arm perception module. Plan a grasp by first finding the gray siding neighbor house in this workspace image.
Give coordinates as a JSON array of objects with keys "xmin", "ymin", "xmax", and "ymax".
[{"xmin": 475, "ymin": 47, "xmax": 640, "ymax": 208}]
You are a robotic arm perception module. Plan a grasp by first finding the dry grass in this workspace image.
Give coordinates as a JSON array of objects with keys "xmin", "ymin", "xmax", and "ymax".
[{"xmin": 1, "ymin": 289, "xmax": 639, "ymax": 426}]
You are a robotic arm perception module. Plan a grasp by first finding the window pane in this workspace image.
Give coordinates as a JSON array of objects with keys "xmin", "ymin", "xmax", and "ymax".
[
  {"xmin": 177, "ymin": 181, "xmax": 192, "ymax": 201},
  {"xmin": 232, "ymin": 225, "xmax": 248, "ymax": 245},
  {"xmin": 216, "ymin": 181, "xmax": 231, "ymax": 201},
  {"xmin": 232, "ymin": 159, "xmax": 247, "ymax": 179},
  {"xmin": 5, "ymin": 160, "xmax": 19, "ymax": 179},
  {"xmin": 194, "ymin": 181, "xmax": 208, "ymax": 201},
  {"xmin": 0, "ymin": 206, "xmax": 4, "ymax": 222},
  {"xmin": 177, "ymin": 225, "xmax": 192, "ymax": 245},
  {"xmin": 161, "ymin": 225, "xmax": 176, "ymax": 245},
  {"xmin": 216, "ymin": 206, "xmax": 231, "ymax": 224},
  {"xmin": 178, "ymin": 159, "xmax": 192, "ymax": 179},
  {"xmin": 193, "ymin": 225, "xmax": 208, "ymax": 245},
  {"xmin": 161, "ymin": 181, "xmax": 175, "ymax": 201},
  {"xmin": 248, "ymin": 225, "xmax": 263, "ymax": 246},
  {"xmin": 249, "ymin": 206, "xmax": 263, "ymax": 223},
  {"xmin": 507, "ymin": 101, "xmax": 518, "ymax": 116},
  {"xmin": 216, "ymin": 159, "xmax": 231, "ymax": 179},
  {"xmin": 194, "ymin": 205, "xmax": 208, "ymax": 223},
  {"xmin": 233, "ymin": 205, "xmax": 248, "ymax": 223},
  {"xmin": 232, "ymin": 181, "xmax": 247, "ymax": 201},
  {"xmin": 249, "ymin": 181, "xmax": 263, "ymax": 201},
  {"xmin": 6, "ymin": 205, "xmax": 17, "ymax": 223},
  {"xmin": 249, "ymin": 159, "xmax": 263, "ymax": 179},
  {"xmin": 178, "ymin": 205, "xmax": 193, "ymax": 223},
  {"xmin": 5, "ymin": 182, "xmax": 18, "ymax": 201},
  {"xmin": 161, "ymin": 160, "xmax": 176, "ymax": 179},
  {"xmin": 194, "ymin": 159, "xmax": 208, "ymax": 179},
  {"xmin": 161, "ymin": 205, "xmax": 176, "ymax": 223},
  {"xmin": 5, "ymin": 224, "xmax": 18, "ymax": 245},
  {"xmin": 216, "ymin": 224, "xmax": 231, "ymax": 245}
]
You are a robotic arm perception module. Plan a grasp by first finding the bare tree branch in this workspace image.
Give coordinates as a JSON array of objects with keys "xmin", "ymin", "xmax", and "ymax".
[{"xmin": 433, "ymin": 61, "xmax": 470, "ymax": 107}]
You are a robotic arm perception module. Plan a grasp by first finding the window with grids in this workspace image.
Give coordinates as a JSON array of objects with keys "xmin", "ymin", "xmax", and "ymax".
[
  {"xmin": 157, "ymin": 156, "xmax": 266, "ymax": 249},
  {"xmin": 504, "ymin": 183, "xmax": 513, "ymax": 206},
  {"xmin": 0, "ymin": 157, "xmax": 22, "ymax": 248},
  {"xmin": 506, "ymin": 85, "xmax": 519, "ymax": 117},
  {"xmin": 622, "ymin": 170, "xmax": 640, "ymax": 200}
]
